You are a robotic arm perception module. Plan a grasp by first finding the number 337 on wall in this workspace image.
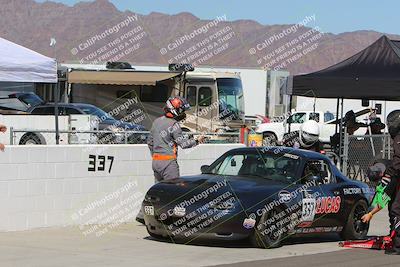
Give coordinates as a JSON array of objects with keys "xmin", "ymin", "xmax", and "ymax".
[{"xmin": 88, "ymin": 155, "xmax": 114, "ymax": 173}]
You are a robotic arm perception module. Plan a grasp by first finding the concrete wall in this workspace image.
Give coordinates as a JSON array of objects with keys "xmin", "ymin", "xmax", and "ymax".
[{"xmin": 0, "ymin": 144, "xmax": 243, "ymax": 232}]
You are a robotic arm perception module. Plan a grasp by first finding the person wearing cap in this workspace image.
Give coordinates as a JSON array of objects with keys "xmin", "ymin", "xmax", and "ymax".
[{"xmin": 0, "ymin": 123, "xmax": 6, "ymax": 152}]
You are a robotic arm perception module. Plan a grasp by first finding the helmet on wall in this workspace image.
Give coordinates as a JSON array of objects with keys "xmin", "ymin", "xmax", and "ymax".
[
  {"xmin": 164, "ymin": 96, "xmax": 190, "ymax": 121},
  {"xmin": 299, "ymin": 120, "xmax": 320, "ymax": 148},
  {"xmin": 387, "ymin": 110, "xmax": 400, "ymax": 138}
]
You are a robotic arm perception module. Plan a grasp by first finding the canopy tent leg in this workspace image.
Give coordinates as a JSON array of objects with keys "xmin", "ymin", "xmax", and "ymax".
[
  {"xmin": 55, "ymin": 82, "xmax": 60, "ymax": 145},
  {"xmin": 339, "ymin": 98, "xmax": 344, "ymax": 170},
  {"xmin": 335, "ymin": 98, "xmax": 340, "ymax": 134},
  {"xmin": 288, "ymin": 95, "xmax": 293, "ymax": 133}
]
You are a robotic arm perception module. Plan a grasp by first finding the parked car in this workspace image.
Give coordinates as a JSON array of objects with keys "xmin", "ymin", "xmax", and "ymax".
[
  {"xmin": 28, "ymin": 103, "xmax": 147, "ymax": 144},
  {"xmin": 0, "ymin": 92, "xmax": 44, "ymax": 113}
]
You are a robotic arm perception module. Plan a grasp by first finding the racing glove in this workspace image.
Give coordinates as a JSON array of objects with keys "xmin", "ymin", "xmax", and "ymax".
[{"xmin": 372, "ymin": 175, "xmax": 392, "ymax": 209}]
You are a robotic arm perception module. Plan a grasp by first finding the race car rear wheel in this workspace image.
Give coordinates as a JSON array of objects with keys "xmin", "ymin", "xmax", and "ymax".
[
  {"xmin": 340, "ymin": 199, "xmax": 369, "ymax": 240},
  {"xmin": 250, "ymin": 208, "xmax": 284, "ymax": 248}
]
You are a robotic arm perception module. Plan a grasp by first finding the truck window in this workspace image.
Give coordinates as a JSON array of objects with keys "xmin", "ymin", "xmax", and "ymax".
[
  {"xmin": 116, "ymin": 90, "xmax": 132, "ymax": 99},
  {"xmin": 65, "ymin": 107, "xmax": 82, "ymax": 115},
  {"xmin": 309, "ymin": 112, "xmax": 320, "ymax": 122},
  {"xmin": 324, "ymin": 112, "xmax": 335, "ymax": 122},
  {"xmin": 186, "ymin": 86, "xmax": 197, "ymax": 106},
  {"xmin": 31, "ymin": 107, "xmax": 56, "ymax": 115},
  {"xmin": 198, "ymin": 87, "xmax": 212, "ymax": 106},
  {"xmin": 288, "ymin": 112, "xmax": 306, "ymax": 123},
  {"xmin": 141, "ymin": 83, "xmax": 168, "ymax": 102},
  {"xmin": 217, "ymin": 78, "xmax": 244, "ymax": 120}
]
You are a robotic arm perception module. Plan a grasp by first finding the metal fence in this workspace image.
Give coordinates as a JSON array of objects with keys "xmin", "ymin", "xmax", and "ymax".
[
  {"xmin": 9, "ymin": 128, "xmax": 240, "ymax": 146},
  {"xmin": 342, "ymin": 133, "xmax": 391, "ymax": 183}
]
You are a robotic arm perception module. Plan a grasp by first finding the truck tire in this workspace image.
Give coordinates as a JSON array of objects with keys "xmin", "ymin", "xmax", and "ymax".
[
  {"xmin": 19, "ymin": 133, "xmax": 42, "ymax": 145},
  {"xmin": 340, "ymin": 199, "xmax": 369, "ymax": 240},
  {"xmin": 262, "ymin": 132, "xmax": 277, "ymax": 146}
]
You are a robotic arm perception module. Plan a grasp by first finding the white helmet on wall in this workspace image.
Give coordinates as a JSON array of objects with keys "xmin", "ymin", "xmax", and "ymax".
[{"xmin": 299, "ymin": 120, "xmax": 320, "ymax": 148}]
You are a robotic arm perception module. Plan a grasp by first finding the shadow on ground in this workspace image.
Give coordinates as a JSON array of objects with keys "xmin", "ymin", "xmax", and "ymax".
[{"xmin": 143, "ymin": 232, "xmax": 343, "ymax": 249}]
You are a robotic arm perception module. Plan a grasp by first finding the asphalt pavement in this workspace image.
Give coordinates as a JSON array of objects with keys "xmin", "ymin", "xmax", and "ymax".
[
  {"xmin": 0, "ymin": 207, "xmax": 395, "ymax": 267},
  {"xmin": 208, "ymin": 249, "xmax": 400, "ymax": 267}
]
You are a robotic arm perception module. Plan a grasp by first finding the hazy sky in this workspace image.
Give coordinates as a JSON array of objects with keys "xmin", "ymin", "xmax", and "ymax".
[{"xmin": 36, "ymin": 0, "xmax": 399, "ymax": 35}]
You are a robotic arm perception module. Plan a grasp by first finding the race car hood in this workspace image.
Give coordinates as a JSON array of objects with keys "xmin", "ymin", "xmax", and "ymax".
[{"xmin": 145, "ymin": 174, "xmax": 291, "ymax": 210}]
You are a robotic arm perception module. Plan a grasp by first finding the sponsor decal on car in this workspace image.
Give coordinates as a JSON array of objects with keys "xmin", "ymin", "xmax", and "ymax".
[
  {"xmin": 343, "ymin": 187, "xmax": 362, "ymax": 195},
  {"xmin": 144, "ymin": 205, "xmax": 154, "ymax": 216},
  {"xmin": 278, "ymin": 190, "xmax": 292, "ymax": 203},
  {"xmin": 297, "ymin": 221, "xmax": 313, "ymax": 228},
  {"xmin": 283, "ymin": 153, "xmax": 300, "ymax": 160},
  {"xmin": 301, "ymin": 197, "xmax": 316, "ymax": 222},
  {"xmin": 173, "ymin": 206, "xmax": 186, "ymax": 217},
  {"xmin": 315, "ymin": 196, "xmax": 341, "ymax": 214},
  {"xmin": 362, "ymin": 187, "xmax": 375, "ymax": 194},
  {"xmin": 243, "ymin": 218, "xmax": 256, "ymax": 229},
  {"xmin": 294, "ymin": 226, "xmax": 343, "ymax": 234}
]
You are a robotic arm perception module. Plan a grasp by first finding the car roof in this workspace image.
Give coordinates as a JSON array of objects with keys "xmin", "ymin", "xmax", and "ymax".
[
  {"xmin": 32, "ymin": 103, "xmax": 96, "ymax": 108},
  {"xmin": 227, "ymin": 146, "xmax": 326, "ymax": 160}
]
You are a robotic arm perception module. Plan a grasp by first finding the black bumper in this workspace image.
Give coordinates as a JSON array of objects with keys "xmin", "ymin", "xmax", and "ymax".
[{"xmin": 143, "ymin": 204, "xmax": 252, "ymax": 242}]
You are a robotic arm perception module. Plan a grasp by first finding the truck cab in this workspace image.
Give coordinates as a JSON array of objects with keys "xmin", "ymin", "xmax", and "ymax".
[
  {"xmin": 255, "ymin": 111, "xmax": 335, "ymax": 145},
  {"xmin": 182, "ymin": 72, "xmax": 245, "ymax": 133}
]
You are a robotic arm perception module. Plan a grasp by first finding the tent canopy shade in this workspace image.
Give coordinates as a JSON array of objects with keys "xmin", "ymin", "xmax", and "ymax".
[
  {"xmin": 290, "ymin": 35, "xmax": 400, "ymax": 100},
  {"xmin": 0, "ymin": 37, "xmax": 57, "ymax": 83},
  {"xmin": 67, "ymin": 70, "xmax": 182, "ymax": 85}
]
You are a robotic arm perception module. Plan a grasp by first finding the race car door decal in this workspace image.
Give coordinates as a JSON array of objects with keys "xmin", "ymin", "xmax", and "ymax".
[{"xmin": 301, "ymin": 197, "xmax": 316, "ymax": 222}]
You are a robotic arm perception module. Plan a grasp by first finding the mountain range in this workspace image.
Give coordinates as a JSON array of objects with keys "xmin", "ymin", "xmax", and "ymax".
[{"xmin": 1, "ymin": 0, "xmax": 399, "ymax": 74}]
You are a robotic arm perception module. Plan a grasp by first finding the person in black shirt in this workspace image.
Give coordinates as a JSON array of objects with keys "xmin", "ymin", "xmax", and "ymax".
[
  {"xmin": 362, "ymin": 110, "xmax": 400, "ymax": 255},
  {"xmin": 383, "ymin": 110, "xmax": 400, "ymax": 255}
]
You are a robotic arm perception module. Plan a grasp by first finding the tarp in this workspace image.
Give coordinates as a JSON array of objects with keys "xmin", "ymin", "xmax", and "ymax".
[
  {"xmin": 67, "ymin": 70, "xmax": 181, "ymax": 85},
  {"xmin": 0, "ymin": 37, "xmax": 57, "ymax": 83},
  {"xmin": 290, "ymin": 35, "xmax": 400, "ymax": 100}
]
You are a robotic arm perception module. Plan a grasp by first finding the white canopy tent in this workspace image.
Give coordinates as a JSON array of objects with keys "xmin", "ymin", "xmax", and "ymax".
[
  {"xmin": 0, "ymin": 37, "xmax": 59, "ymax": 143},
  {"xmin": 0, "ymin": 37, "xmax": 57, "ymax": 83}
]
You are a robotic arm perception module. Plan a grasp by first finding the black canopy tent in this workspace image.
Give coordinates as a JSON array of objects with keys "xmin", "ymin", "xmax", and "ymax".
[
  {"xmin": 286, "ymin": 35, "xmax": 400, "ymax": 165},
  {"xmin": 289, "ymin": 35, "xmax": 400, "ymax": 100}
]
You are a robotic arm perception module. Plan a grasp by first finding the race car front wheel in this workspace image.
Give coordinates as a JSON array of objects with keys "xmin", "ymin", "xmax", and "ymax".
[
  {"xmin": 250, "ymin": 208, "xmax": 284, "ymax": 248},
  {"xmin": 340, "ymin": 199, "xmax": 369, "ymax": 240}
]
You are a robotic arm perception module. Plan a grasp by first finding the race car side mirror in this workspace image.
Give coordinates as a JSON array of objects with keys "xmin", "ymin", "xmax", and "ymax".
[{"xmin": 201, "ymin": 165, "xmax": 210, "ymax": 174}]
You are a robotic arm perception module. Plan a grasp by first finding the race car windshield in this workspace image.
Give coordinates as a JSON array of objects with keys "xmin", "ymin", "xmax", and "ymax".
[
  {"xmin": 217, "ymin": 78, "xmax": 245, "ymax": 121},
  {"xmin": 208, "ymin": 152, "xmax": 301, "ymax": 183}
]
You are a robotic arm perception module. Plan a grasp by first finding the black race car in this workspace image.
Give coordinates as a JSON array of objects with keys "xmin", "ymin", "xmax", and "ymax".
[{"xmin": 142, "ymin": 147, "xmax": 374, "ymax": 248}]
